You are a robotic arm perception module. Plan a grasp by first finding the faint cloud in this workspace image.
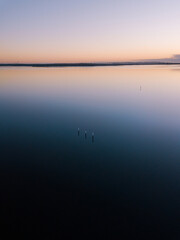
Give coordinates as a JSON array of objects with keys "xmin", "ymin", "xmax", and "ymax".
[
  {"xmin": 143, "ymin": 54, "xmax": 180, "ymax": 63},
  {"xmin": 170, "ymin": 54, "xmax": 180, "ymax": 62}
]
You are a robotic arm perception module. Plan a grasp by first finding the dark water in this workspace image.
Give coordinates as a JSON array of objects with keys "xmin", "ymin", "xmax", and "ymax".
[{"xmin": 0, "ymin": 66, "xmax": 180, "ymax": 238}]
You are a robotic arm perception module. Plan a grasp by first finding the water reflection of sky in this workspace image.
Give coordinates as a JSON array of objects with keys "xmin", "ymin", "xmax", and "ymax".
[
  {"xmin": 0, "ymin": 66, "xmax": 180, "ymax": 237},
  {"xmin": 1, "ymin": 66, "xmax": 180, "ymax": 132}
]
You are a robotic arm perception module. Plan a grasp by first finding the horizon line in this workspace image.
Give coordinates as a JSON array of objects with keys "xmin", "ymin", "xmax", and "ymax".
[{"xmin": 1, "ymin": 61, "xmax": 180, "ymax": 67}]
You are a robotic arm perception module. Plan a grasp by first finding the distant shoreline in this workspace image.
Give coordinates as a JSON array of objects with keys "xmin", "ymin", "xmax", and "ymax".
[{"xmin": 0, "ymin": 62, "xmax": 180, "ymax": 67}]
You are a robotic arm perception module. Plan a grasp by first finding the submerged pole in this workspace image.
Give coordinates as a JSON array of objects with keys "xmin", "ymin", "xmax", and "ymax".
[{"xmin": 92, "ymin": 132, "xmax": 94, "ymax": 143}]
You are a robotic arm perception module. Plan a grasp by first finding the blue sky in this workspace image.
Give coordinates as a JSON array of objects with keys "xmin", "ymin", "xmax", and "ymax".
[{"xmin": 0, "ymin": 0, "xmax": 180, "ymax": 62}]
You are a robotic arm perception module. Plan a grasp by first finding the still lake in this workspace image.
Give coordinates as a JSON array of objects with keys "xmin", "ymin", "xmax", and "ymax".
[{"xmin": 0, "ymin": 66, "xmax": 180, "ymax": 238}]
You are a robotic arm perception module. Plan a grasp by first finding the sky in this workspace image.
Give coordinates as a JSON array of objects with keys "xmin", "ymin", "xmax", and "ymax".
[{"xmin": 0, "ymin": 0, "xmax": 180, "ymax": 63}]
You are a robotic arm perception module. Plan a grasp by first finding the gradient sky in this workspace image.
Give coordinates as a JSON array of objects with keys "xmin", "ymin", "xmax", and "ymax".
[{"xmin": 0, "ymin": 0, "xmax": 180, "ymax": 63}]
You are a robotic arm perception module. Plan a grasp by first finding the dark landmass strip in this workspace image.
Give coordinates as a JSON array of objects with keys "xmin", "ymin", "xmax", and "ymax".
[{"xmin": 0, "ymin": 62, "xmax": 180, "ymax": 67}]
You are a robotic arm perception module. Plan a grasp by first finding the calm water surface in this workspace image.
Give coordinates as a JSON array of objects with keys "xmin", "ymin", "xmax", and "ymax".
[{"xmin": 0, "ymin": 66, "xmax": 180, "ymax": 238}]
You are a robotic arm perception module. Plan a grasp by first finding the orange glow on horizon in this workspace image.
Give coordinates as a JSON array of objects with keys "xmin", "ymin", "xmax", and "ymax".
[{"xmin": 0, "ymin": 50, "xmax": 175, "ymax": 64}]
